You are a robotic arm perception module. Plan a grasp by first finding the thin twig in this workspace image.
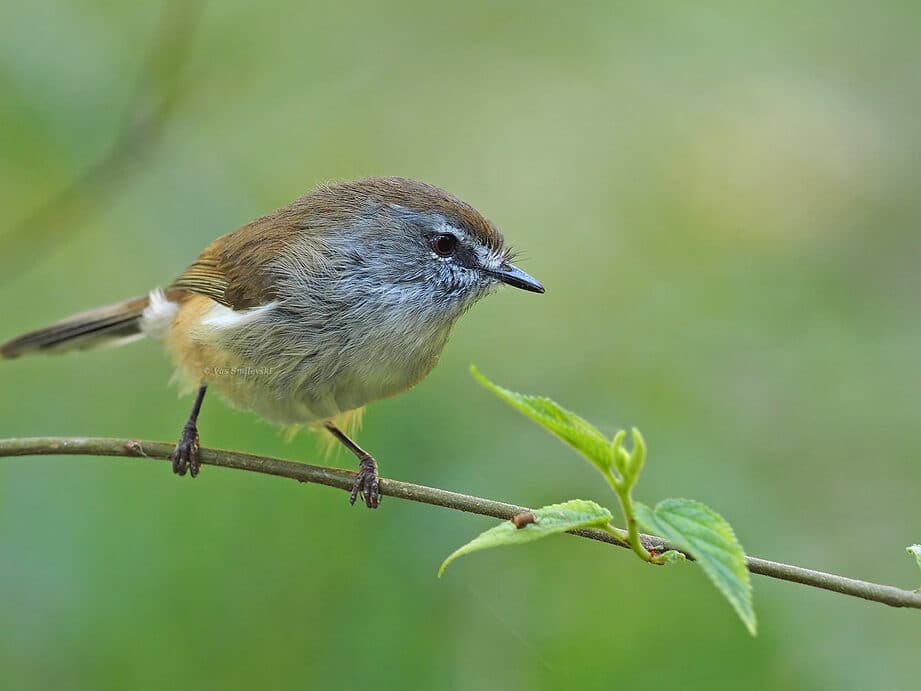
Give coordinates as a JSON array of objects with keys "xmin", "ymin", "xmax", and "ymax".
[{"xmin": 1, "ymin": 436, "xmax": 919, "ymax": 611}]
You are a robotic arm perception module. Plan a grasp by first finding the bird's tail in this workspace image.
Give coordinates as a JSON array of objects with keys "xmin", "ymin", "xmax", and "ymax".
[{"xmin": 0, "ymin": 289, "xmax": 179, "ymax": 359}]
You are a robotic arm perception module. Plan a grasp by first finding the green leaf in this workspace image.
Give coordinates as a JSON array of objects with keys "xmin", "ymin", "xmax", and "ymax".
[
  {"xmin": 612, "ymin": 428, "xmax": 647, "ymax": 487},
  {"xmin": 653, "ymin": 550, "xmax": 687, "ymax": 566},
  {"xmin": 439, "ymin": 500, "xmax": 613, "ymax": 577},
  {"xmin": 611, "ymin": 430, "xmax": 630, "ymax": 477},
  {"xmin": 635, "ymin": 498, "xmax": 756, "ymax": 635},
  {"xmin": 907, "ymin": 545, "xmax": 921, "ymax": 572},
  {"xmin": 471, "ymin": 366, "xmax": 614, "ymax": 473}
]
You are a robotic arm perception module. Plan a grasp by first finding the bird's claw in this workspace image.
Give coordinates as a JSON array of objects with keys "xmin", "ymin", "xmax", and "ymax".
[
  {"xmin": 350, "ymin": 455, "xmax": 380, "ymax": 509},
  {"xmin": 172, "ymin": 423, "xmax": 201, "ymax": 477}
]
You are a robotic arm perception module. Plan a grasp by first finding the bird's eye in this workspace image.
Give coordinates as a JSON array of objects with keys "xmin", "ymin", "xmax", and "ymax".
[{"xmin": 432, "ymin": 234, "xmax": 458, "ymax": 257}]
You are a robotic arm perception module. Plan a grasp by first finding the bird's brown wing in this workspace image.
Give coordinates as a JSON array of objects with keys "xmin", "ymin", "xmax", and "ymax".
[
  {"xmin": 171, "ymin": 244, "xmax": 231, "ymax": 305},
  {"xmin": 171, "ymin": 204, "xmax": 307, "ymax": 310}
]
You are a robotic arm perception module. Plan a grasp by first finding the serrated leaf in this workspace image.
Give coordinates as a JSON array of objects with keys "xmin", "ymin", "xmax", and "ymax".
[
  {"xmin": 471, "ymin": 366, "xmax": 614, "ymax": 473},
  {"xmin": 907, "ymin": 545, "xmax": 921, "ymax": 572},
  {"xmin": 439, "ymin": 500, "xmax": 613, "ymax": 577},
  {"xmin": 635, "ymin": 498, "xmax": 756, "ymax": 635}
]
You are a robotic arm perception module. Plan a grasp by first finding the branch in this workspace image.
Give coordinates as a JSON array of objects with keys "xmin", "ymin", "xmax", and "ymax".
[{"xmin": 2, "ymin": 436, "xmax": 919, "ymax": 611}]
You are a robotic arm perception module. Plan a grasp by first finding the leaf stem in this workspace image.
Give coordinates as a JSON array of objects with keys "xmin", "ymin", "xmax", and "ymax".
[
  {"xmin": 606, "ymin": 472, "xmax": 653, "ymax": 562},
  {"xmin": 604, "ymin": 430, "xmax": 653, "ymax": 562},
  {"xmin": 600, "ymin": 522, "xmax": 630, "ymax": 545}
]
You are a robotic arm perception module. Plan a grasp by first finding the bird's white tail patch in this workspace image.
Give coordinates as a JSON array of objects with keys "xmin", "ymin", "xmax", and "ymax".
[{"xmin": 140, "ymin": 289, "xmax": 179, "ymax": 339}]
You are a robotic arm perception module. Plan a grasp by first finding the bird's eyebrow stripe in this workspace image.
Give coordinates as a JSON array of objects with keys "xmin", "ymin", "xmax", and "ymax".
[{"xmin": 432, "ymin": 220, "xmax": 469, "ymax": 242}]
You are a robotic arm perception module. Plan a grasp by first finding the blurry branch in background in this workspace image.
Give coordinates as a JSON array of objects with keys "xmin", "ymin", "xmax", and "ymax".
[
  {"xmin": 1, "ymin": 435, "xmax": 920, "ymax": 611},
  {"xmin": 0, "ymin": 0, "xmax": 205, "ymax": 286}
]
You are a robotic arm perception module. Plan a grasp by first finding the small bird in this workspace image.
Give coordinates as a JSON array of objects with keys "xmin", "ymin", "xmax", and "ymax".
[{"xmin": 1, "ymin": 177, "xmax": 544, "ymax": 508}]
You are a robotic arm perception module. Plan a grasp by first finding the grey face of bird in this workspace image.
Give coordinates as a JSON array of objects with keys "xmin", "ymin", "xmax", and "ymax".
[{"xmin": 315, "ymin": 202, "xmax": 544, "ymax": 326}]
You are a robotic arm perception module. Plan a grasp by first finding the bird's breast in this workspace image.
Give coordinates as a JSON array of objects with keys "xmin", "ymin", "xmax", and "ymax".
[{"xmin": 166, "ymin": 293, "xmax": 456, "ymax": 426}]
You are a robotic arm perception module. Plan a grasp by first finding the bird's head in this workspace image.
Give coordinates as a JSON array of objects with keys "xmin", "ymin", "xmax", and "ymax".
[{"xmin": 313, "ymin": 177, "xmax": 543, "ymax": 317}]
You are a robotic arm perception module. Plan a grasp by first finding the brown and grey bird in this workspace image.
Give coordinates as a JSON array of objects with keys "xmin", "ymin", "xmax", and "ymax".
[{"xmin": 0, "ymin": 177, "xmax": 544, "ymax": 507}]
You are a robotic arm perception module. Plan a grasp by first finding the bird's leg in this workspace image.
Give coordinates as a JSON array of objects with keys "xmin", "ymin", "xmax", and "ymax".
[
  {"xmin": 324, "ymin": 422, "xmax": 380, "ymax": 509},
  {"xmin": 172, "ymin": 385, "xmax": 207, "ymax": 478}
]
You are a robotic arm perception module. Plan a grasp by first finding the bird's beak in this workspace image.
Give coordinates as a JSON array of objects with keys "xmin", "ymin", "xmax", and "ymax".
[{"xmin": 487, "ymin": 262, "xmax": 545, "ymax": 294}]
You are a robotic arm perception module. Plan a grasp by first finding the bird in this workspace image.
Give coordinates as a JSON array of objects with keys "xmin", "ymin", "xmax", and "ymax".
[{"xmin": 0, "ymin": 176, "xmax": 544, "ymax": 508}]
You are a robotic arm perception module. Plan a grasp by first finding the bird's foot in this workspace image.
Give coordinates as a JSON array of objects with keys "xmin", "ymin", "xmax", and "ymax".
[
  {"xmin": 172, "ymin": 422, "xmax": 201, "ymax": 477},
  {"xmin": 350, "ymin": 454, "xmax": 380, "ymax": 509}
]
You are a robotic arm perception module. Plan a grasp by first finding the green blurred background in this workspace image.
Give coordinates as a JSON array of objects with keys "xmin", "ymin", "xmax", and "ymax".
[{"xmin": 1, "ymin": 1, "xmax": 919, "ymax": 689}]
